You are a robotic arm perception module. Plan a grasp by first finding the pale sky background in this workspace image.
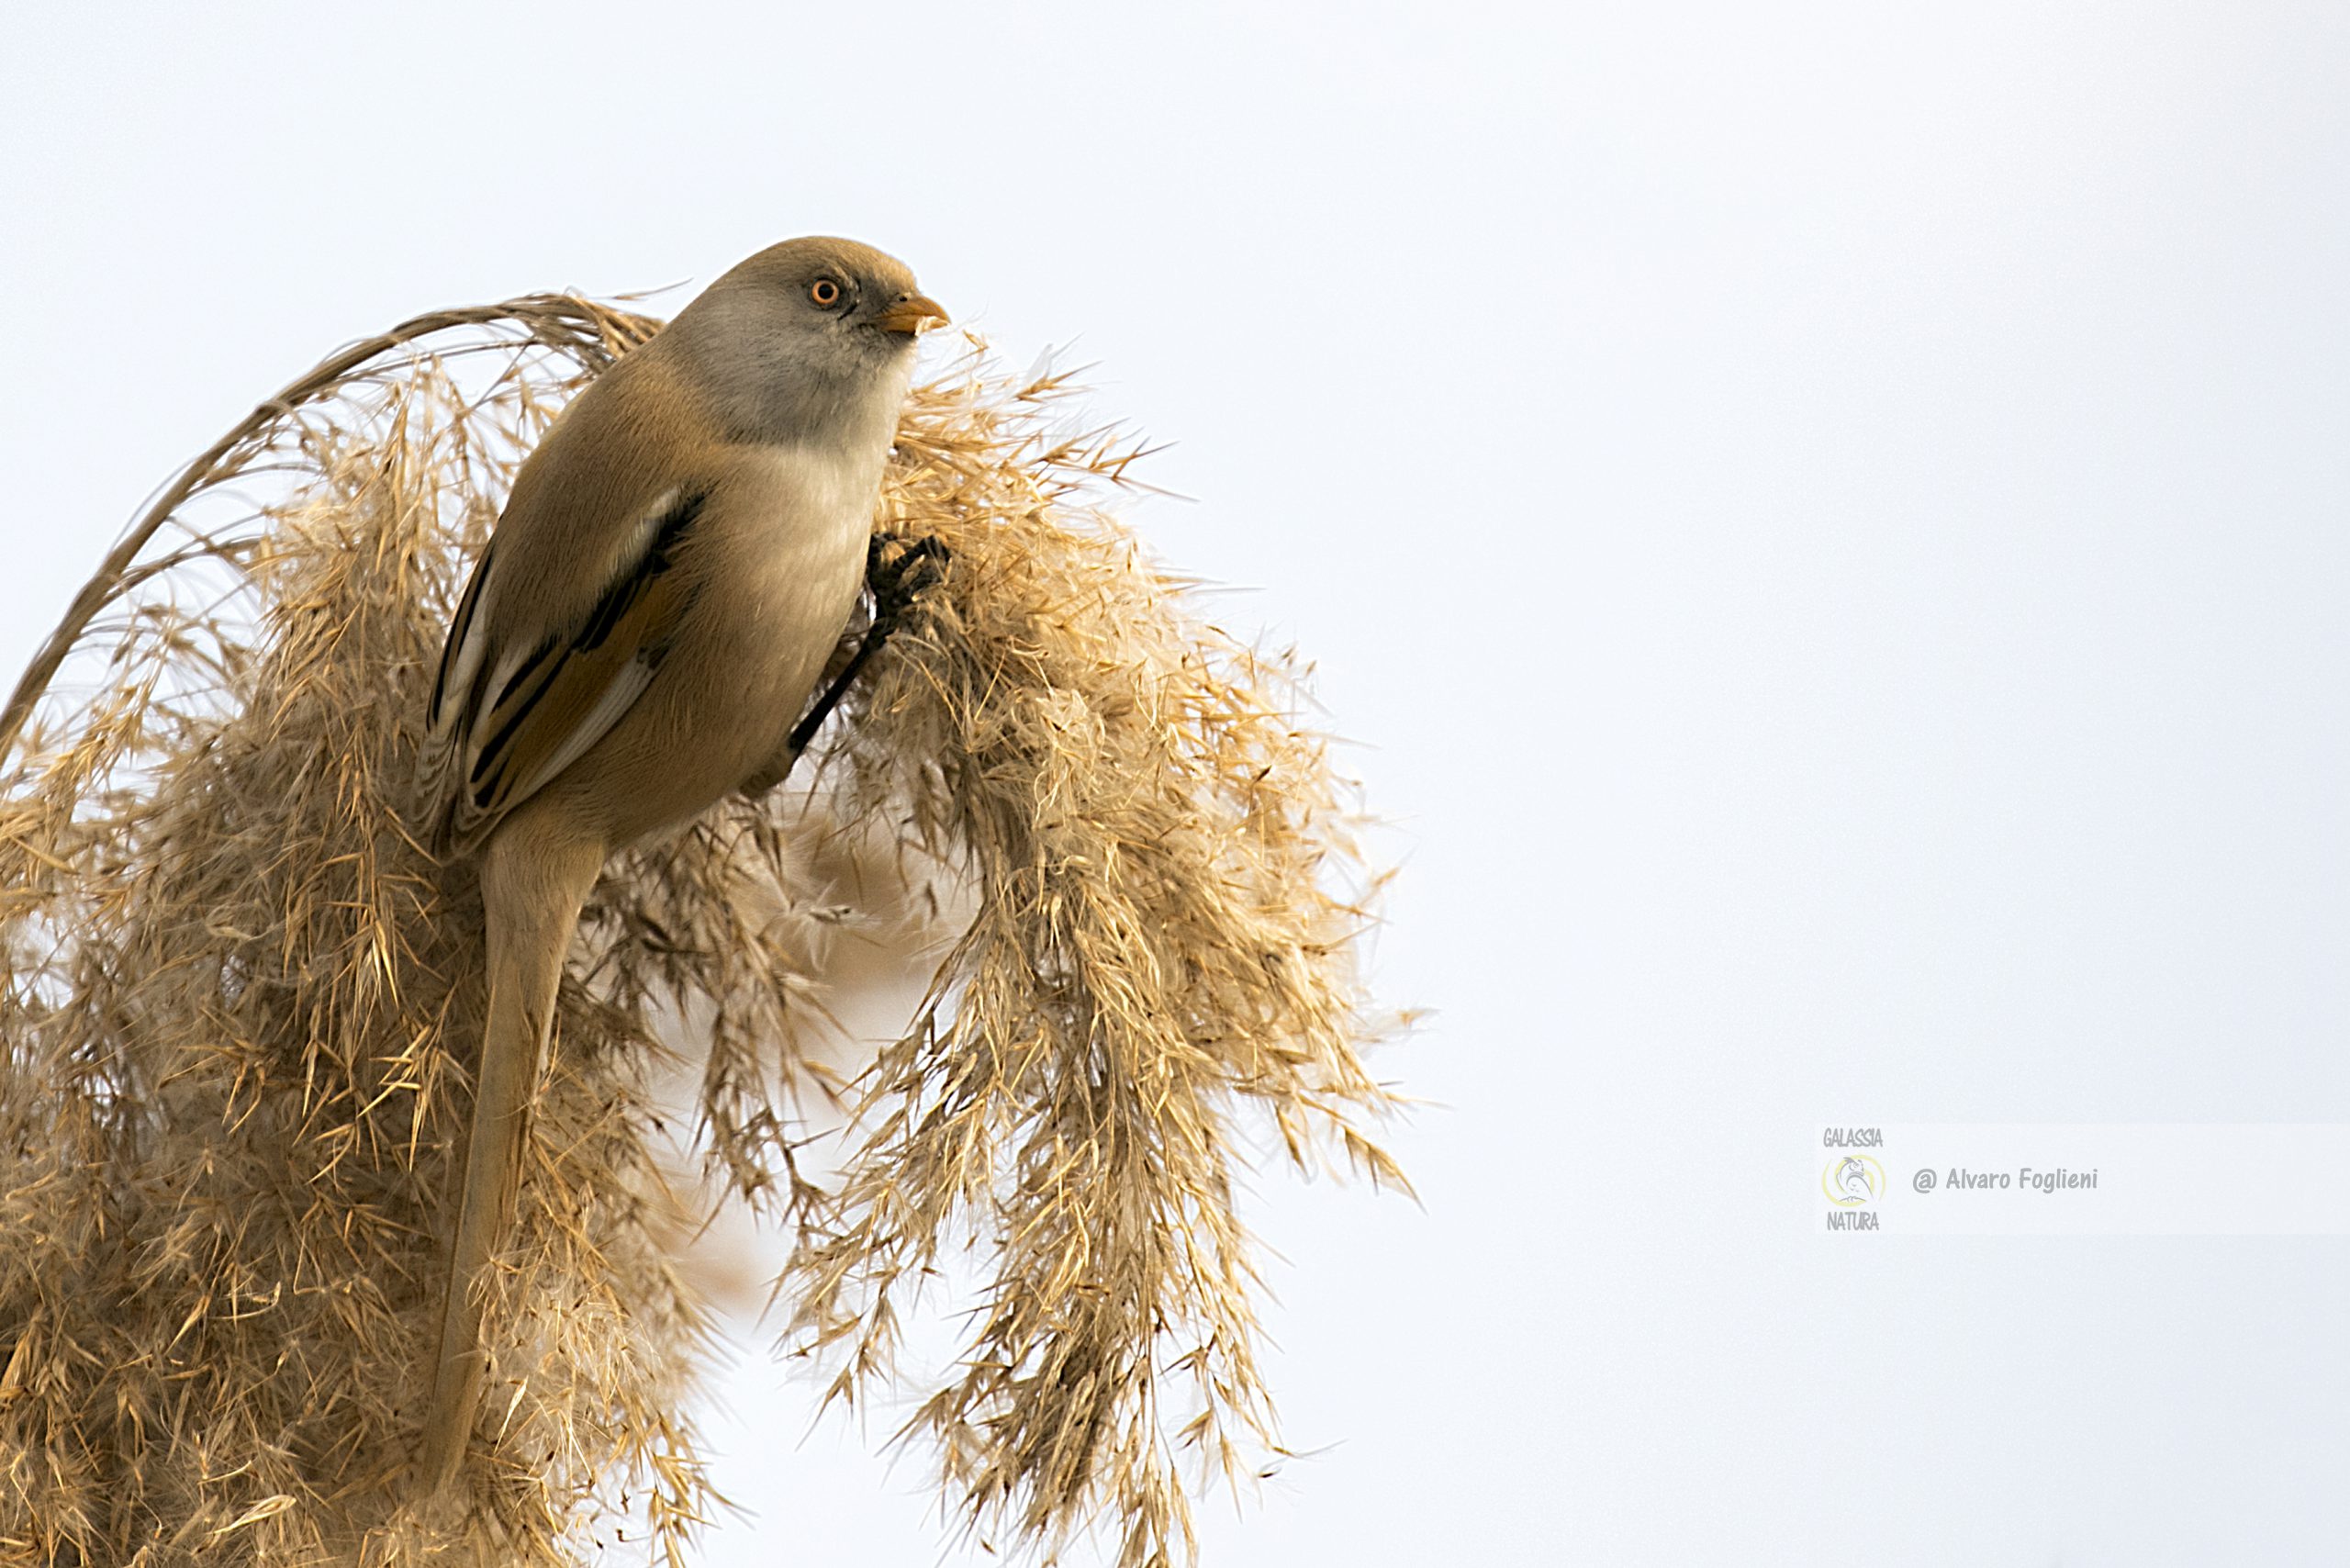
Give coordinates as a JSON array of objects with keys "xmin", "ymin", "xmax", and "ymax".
[{"xmin": 7, "ymin": 4, "xmax": 2350, "ymax": 1564}]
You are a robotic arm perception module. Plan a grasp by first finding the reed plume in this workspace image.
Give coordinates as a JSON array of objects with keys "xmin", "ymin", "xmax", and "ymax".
[{"xmin": 0, "ymin": 292, "xmax": 1404, "ymax": 1567}]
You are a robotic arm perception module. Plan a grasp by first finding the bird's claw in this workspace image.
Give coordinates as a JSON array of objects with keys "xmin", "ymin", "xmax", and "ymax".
[
  {"xmin": 776, "ymin": 534, "xmax": 950, "ymax": 768},
  {"xmin": 866, "ymin": 533, "xmax": 949, "ymax": 628}
]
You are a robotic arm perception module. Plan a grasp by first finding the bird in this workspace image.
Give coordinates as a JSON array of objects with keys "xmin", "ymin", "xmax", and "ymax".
[{"xmin": 414, "ymin": 236, "xmax": 946, "ymax": 1495}]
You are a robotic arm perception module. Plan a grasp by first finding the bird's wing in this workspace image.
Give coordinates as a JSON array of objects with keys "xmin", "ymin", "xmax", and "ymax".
[{"xmin": 427, "ymin": 483, "xmax": 706, "ymax": 853}]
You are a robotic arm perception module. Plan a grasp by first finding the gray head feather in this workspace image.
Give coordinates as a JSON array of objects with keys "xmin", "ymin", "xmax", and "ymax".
[{"xmin": 656, "ymin": 236, "xmax": 941, "ymax": 449}]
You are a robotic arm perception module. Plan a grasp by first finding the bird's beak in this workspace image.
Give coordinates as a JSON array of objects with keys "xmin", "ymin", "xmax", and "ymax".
[{"xmin": 871, "ymin": 294, "xmax": 950, "ymax": 335}]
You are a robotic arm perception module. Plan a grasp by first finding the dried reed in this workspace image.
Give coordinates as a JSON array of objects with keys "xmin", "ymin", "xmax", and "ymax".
[{"xmin": 0, "ymin": 292, "xmax": 1404, "ymax": 1568}]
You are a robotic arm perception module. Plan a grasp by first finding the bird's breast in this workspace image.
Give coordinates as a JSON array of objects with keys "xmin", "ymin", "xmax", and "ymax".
[
  {"xmin": 669, "ymin": 441, "xmax": 881, "ymax": 726},
  {"xmin": 716, "ymin": 442, "xmax": 878, "ymax": 618}
]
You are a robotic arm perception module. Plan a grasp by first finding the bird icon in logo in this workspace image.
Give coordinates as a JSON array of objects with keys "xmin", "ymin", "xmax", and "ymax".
[{"xmin": 1822, "ymin": 1154, "xmax": 1885, "ymax": 1207}]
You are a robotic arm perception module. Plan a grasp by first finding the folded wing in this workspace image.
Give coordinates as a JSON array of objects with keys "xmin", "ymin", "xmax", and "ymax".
[{"xmin": 427, "ymin": 486, "xmax": 705, "ymax": 854}]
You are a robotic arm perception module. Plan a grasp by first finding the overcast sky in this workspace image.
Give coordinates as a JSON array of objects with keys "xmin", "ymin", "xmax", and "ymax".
[{"xmin": 6, "ymin": 4, "xmax": 2348, "ymax": 1563}]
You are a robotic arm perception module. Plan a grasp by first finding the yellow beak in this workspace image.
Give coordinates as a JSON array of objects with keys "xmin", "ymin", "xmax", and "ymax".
[{"xmin": 871, "ymin": 294, "xmax": 950, "ymax": 335}]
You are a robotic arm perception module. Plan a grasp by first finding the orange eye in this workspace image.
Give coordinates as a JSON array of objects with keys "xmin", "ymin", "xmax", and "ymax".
[{"xmin": 810, "ymin": 278, "xmax": 842, "ymax": 307}]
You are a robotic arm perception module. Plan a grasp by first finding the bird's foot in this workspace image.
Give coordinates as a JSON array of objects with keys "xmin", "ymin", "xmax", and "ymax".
[
  {"xmin": 865, "ymin": 532, "xmax": 949, "ymax": 633},
  {"xmin": 765, "ymin": 533, "xmax": 953, "ymax": 777}
]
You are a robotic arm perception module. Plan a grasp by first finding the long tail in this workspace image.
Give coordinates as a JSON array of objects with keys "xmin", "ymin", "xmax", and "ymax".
[{"xmin": 419, "ymin": 825, "xmax": 601, "ymax": 1495}]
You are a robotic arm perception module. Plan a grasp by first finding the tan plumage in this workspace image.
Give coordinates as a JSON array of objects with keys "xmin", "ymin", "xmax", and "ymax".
[{"xmin": 416, "ymin": 237, "xmax": 946, "ymax": 1495}]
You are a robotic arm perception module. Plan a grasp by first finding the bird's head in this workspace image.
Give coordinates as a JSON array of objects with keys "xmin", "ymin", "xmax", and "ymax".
[
  {"xmin": 722, "ymin": 235, "xmax": 947, "ymax": 348},
  {"xmin": 664, "ymin": 236, "xmax": 949, "ymax": 443}
]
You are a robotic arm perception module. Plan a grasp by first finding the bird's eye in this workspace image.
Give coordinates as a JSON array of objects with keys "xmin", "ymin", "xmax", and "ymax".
[{"xmin": 810, "ymin": 278, "xmax": 843, "ymax": 307}]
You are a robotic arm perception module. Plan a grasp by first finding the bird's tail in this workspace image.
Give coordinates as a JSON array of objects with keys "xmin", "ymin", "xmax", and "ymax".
[{"xmin": 418, "ymin": 826, "xmax": 601, "ymax": 1495}]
